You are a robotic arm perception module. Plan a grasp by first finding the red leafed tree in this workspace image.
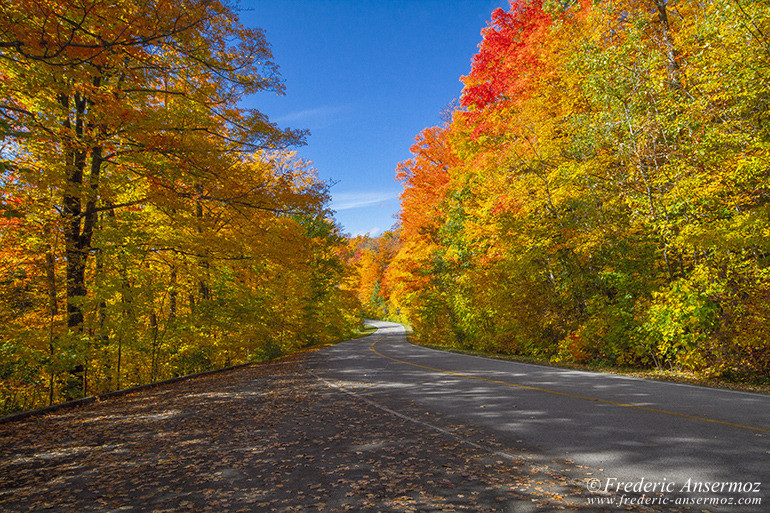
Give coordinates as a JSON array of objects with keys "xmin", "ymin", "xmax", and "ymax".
[{"xmin": 460, "ymin": 0, "xmax": 552, "ymax": 114}]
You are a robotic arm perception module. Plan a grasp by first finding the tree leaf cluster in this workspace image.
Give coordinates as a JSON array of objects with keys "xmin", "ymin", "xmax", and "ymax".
[
  {"xmin": 360, "ymin": 0, "xmax": 770, "ymax": 381},
  {"xmin": 0, "ymin": 0, "xmax": 358, "ymax": 414}
]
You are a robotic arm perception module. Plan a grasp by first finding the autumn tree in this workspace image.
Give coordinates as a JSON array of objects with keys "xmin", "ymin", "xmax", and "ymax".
[
  {"xmin": 346, "ymin": 232, "xmax": 401, "ymax": 320},
  {"xmin": 0, "ymin": 0, "xmax": 357, "ymax": 411},
  {"xmin": 386, "ymin": 126, "xmax": 458, "ymax": 343},
  {"xmin": 2, "ymin": 0, "xmax": 301, "ymax": 328},
  {"xmin": 390, "ymin": 0, "xmax": 770, "ymax": 379}
]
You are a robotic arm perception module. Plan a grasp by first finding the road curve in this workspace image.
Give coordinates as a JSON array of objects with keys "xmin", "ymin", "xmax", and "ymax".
[{"xmin": 309, "ymin": 320, "xmax": 770, "ymax": 512}]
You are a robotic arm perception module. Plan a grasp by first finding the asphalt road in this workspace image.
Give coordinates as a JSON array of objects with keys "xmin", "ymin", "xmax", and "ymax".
[{"xmin": 309, "ymin": 320, "xmax": 770, "ymax": 512}]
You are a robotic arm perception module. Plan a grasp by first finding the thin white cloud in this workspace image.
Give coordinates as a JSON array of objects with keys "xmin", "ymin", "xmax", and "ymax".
[
  {"xmin": 274, "ymin": 105, "xmax": 350, "ymax": 126},
  {"xmin": 331, "ymin": 191, "xmax": 401, "ymax": 211}
]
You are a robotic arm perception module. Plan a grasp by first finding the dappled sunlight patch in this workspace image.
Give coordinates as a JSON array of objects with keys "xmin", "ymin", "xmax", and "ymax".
[
  {"xmin": 1, "ymin": 351, "xmax": 707, "ymax": 512},
  {"xmin": 79, "ymin": 410, "xmax": 183, "ymax": 424},
  {"xmin": 184, "ymin": 391, "xmax": 266, "ymax": 400},
  {"xmin": 5, "ymin": 444, "xmax": 113, "ymax": 465}
]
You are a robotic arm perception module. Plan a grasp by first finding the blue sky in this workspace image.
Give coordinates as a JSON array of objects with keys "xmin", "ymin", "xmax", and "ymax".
[{"xmin": 241, "ymin": 0, "xmax": 509, "ymax": 236}]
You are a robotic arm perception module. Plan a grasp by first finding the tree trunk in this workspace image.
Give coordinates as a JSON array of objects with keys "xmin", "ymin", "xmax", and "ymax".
[
  {"xmin": 150, "ymin": 312, "xmax": 159, "ymax": 382},
  {"xmin": 195, "ymin": 195, "xmax": 211, "ymax": 301},
  {"xmin": 45, "ymin": 248, "xmax": 58, "ymax": 406},
  {"xmin": 652, "ymin": 0, "xmax": 682, "ymax": 90},
  {"xmin": 169, "ymin": 267, "xmax": 178, "ymax": 322},
  {"xmin": 60, "ymin": 74, "xmax": 104, "ymax": 400}
]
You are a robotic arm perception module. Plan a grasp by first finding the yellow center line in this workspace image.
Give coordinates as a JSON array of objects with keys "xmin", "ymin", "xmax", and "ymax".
[{"xmin": 369, "ymin": 337, "xmax": 770, "ymax": 435}]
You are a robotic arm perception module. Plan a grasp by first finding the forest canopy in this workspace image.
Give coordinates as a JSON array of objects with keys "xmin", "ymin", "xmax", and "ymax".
[
  {"xmin": 353, "ymin": 0, "xmax": 770, "ymax": 382},
  {"xmin": 0, "ymin": 0, "xmax": 358, "ymax": 414}
]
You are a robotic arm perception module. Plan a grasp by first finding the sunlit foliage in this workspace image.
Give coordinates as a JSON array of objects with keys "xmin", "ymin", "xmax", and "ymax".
[
  {"xmin": 386, "ymin": 0, "xmax": 770, "ymax": 381},
  {"xmin": 0, "ymin": 0, "xmax": 357, "ymax": 413}
]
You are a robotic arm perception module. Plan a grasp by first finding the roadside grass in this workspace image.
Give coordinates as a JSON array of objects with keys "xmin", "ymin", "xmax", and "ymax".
[{"xmin": 409, "ymin": 338, "xmax": 770, "ymax": 395}]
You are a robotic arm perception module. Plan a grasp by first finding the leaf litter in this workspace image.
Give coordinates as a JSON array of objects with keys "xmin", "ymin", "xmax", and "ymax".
[{"xmin": 0, "ymin": 356, "xmax": 689, "ymax": 512}]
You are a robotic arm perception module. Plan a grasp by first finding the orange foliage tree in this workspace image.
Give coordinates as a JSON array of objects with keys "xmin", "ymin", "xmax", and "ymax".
[
  {"xmin": 388, "ymin": 0, "xmax": 770, "ymax": 379},
  {"xmin": 345, "ymin": 232, "xmax": 401, "ymax": 320}
]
